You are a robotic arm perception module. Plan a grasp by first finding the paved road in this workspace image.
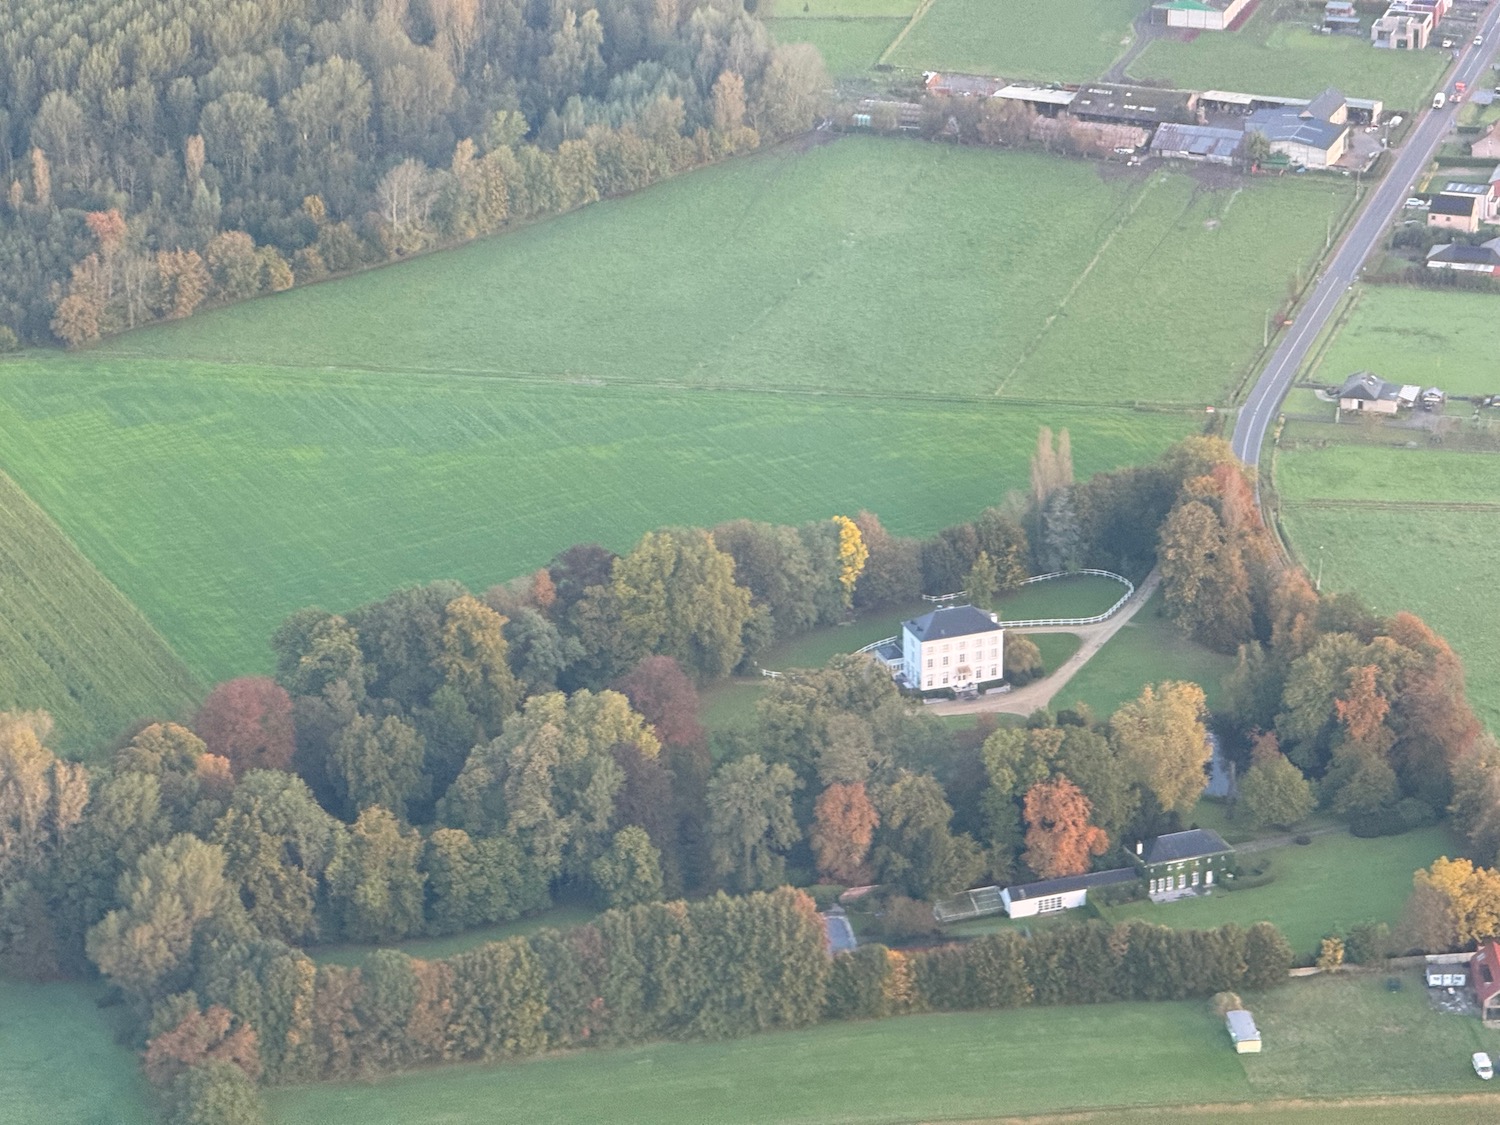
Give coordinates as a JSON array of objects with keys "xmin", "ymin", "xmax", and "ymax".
[{"xmin": 1231, "ymin": 10, "xmax": 1500, "ymax": 467}]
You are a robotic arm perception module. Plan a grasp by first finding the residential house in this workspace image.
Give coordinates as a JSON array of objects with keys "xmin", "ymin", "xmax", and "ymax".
[
  {"xmin": 1153, "ymin": 0, "xmax": 1254, "ymax": 29},
  {"xmin": 1428, "ymin": 190, "xmax": 1482, "ymax": 233},
  {"xmin": 1487, "ymin": 165, "xmax": 1500, "ymax": 221},
  {"xmin": 1150, "ymin": 122, "xmax": 1244, "ymax": 164},
  {"xmin": 1425, "ymin": 240, "xmax": 1500, "ymax": 272},
  {"xmin": 1324, "ymin": 0, "xmax": 1359, "ymax": 32},
  {"xmin": 1337, "ymin": 370, "xmax": 1418, "ymax": 413},
  {"xmin": 998, "ymin": 868, "xmax": 1138, "ymax": 919},
  {"xmin": 1226, "ymin": 1009, "xmax": 1262, "ymax": 1053},
  {"xmin": 899, "ymin": 604, "xmax": 1004, "ymax": 693},
  {"xmin": 1245, "ymin": 89, "xmax": 1349, "ymax": 168},
  {"xmin": 1371, "ymin": 7, "xmax": 1433, "ymax": 47},
  {"xmin": 1135, "ymin": 829, "xmax": 1234, "ymax": 897},
  {"xmin": 1472, "ymin": 939, "xmax": 1500, "ymax": 1025},
  {"xmin": 1473, "ymin": 123, "xmax": 1500, "ymax": 160}
]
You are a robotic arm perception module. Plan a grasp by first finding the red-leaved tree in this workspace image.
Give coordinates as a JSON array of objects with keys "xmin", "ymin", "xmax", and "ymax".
[
  {"xmin": 612, "ymin": 655, "xmax": 706, "ymax": 751},
  {"xmin": 811, "ymin": 781, "xmax": 879, "ymax": 884},
  {"xmin": 1022, "ymin": 776, "xmax": 1109, "ymax": 879},
  {"xmin": 194, "ymin": 677, "xmax": 295, "ymax": 777}
]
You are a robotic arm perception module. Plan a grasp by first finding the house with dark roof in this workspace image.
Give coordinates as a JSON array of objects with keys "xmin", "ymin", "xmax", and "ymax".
[
  {"xmin": 1070, "ymin": 84, "xmax": 1199, "ymax": 128},
  {"xmin": 1472, "ymin": 939, "xmax": 1500, "ymax": 1025},
  {"xmin": 999, "ymin": 867, "xmax": 1138, "ymax": 918},
  {"xmin": 1337, "ymin": 370, "xmax": 1418, "ymax": 413},
  {"xmin": 1246, "ymin": 88, "xmax": 1349, "ymax": 168},
  {"xmin": 900, "ymin": 604, "xmax": 1003, "ymax": 693},
  {"xmin": 1429, "ymin": 191, "xmax": 1482, "ymax": 233},
  {"xmin": 1150, "ymin": 123, "xmax": 1244, "ymax": 165},
  {"xmin": 1135, "ymin": 828, "xmax": 1234, "ymax": 898},
  {"xmin": 1426, "ymin": 241, "xmax": 1500, "ymax": 272}
]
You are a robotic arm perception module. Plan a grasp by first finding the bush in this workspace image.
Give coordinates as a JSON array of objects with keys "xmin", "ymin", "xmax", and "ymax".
[
  {"xmin": 0, "ymin": 325, "xmax": 18, "ymax": 353},
  {"xmin": 1293, "ymin": 834, "xmax": 1312, "ymax": 845},
  {"xmin": 1397, "ymin": 798, "xmax": 1437, "ymax": 830},
  {"xmin": 1349, "ymin": 807, "xmax": 1409, "ymax": 838},
  {"xmin": 161, "ymin": 1061, "xmax": 266, "ymax": 1125},
  {"xmin": 1343, "ymin": 921, "xmax": 1392, "ymax": 965},
  {"xmin": 867, "ymin": 895, "xmax": 944, "ymax": 945}
]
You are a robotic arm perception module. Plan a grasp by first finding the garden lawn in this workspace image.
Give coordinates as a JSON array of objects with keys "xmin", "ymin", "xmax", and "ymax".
[
  {"xmin": 996, "ymin": 572, "xmax": 1128, "ymax": 621},
  {"xmin": 0, "ymin": 359, "xmax": 1192, "ymax": 683},
  {"xmin": 767, "ymin": 17, "xmax": 905, "ymax": 75},
  {"xmin": 307, "ymin": 904, "xmax": 598, "ymax": 969},
  {"xmin": 1050, "ymin": 590, "xmax": 1237, "ymax": 719},
  {"xmin": 1128, "ymin": 0, "xmax": 1447, "ymax": 109},
  {"xmin": 0, "ymin": 978, "xmax": 153, "ymax": 1124},
  {"xmin": 1305, "ymin": 286, "xmax": 1500, "ymax": 397},
  {"xmin": 268, "ymin": 1002, "xmax": 1254, "ymax": 1124},
  {"xmin": 82, "ymin": 140, "xmax": 1349, "ymax": 407},
  {"xmin": 888, "ymin": 0, "xmax": 1147, "ymax": 83},
  {"xmin": 0, "ymin": 469, "xmax": 200, "ymax": 757},
  {"xmin": 1104, "ymin": 826, "xmax": 1454, "ymax": 958}
]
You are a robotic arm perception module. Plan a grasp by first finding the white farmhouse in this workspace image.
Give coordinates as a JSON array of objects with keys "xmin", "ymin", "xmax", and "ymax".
[{"xmin": 900, "ymin": 604, "xmax": 1004, "ymax": 693}]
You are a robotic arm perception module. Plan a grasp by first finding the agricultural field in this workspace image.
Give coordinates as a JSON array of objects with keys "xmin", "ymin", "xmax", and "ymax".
[
  {"xmin": 265, "ymin": 971, "xmax": 1500, "ymax": 1124},
  {"xmin": 0, "ymin": 979, "xmax": 153, "ymax": 1124},
  {"xmin": 1104, "ymin": 825, "xmax": 1453, "ymax": 957},
  {"xmin": 888, "ymin": 0, "xmax": 1147, "ymax": 84},
  {"xmin": 0, "ymin": 468, "xmax": 200, "ymax": 757},
  {"xmin": 1128, "ymin": 0, "xmax": 1447, "ymax": 109},
  {"xmin": 764, "ymin": 0, "xmax": 913, "ymax": 77}
]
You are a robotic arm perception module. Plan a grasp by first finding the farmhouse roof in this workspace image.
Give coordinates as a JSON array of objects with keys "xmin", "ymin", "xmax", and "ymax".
[
  {"xmin": 1427, "ymin": 243, "xmax": 1500, "ymax": 266},
  {"xmin": 1246, "ymin": 104, "xmax": 1345, "ymax": 152},
  {"xmin": 1070, "ymin": 83, "xmax": 1197, "ymax": 126},
  {"xmin": 1150, "ymin": 123, "xmax": 1244, "ymax": 160},
  {"xmin": 1004, "ymin": 867, "xmax": 1138, "ymax": 902},
  {"xmin": 1141, "ymin": 828, "xmax": 1233, "ymax": 865},
  {"xmin": 903, "ymin": 604, "xmax": 1004, "ymax": 642},
  {"xmin": 1337, "ymin": 371, "xmax": 1399, "ymax": 401},
  {"xmin": 1472, "ymin": 940, "xmax": 1500, "ymax": 1006},
  {"xmin": 1430, "ymin": 193, "xmax": 1480, "ymax": 217},
  {"xmin": 1304, "ymin": 87, "xmax": 1347, "ymax": 121}
]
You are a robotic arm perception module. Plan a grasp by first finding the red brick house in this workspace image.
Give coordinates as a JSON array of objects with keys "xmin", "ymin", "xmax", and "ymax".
[{"xmin": 1471, "ymin": 939, "xmax": 1500, "ymax": 1025}]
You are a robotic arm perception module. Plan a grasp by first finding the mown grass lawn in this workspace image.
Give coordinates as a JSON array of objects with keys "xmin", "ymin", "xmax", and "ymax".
[
  {"xmin": 889, "ymin": 0, "xmax": 1147, "ymax": 83},
  {"xmin": 1129, "ymin": 0, "xmax": 1447, "ymax": 109},
  {"xmin": 1050, "ymin": 590, "xmax": 1237, "ymax": 719},
  {"xmin": 767, "ymin": 16, "xmax": 906, "ymax": 75},
  {"xmin": 0, "ymin": 978, "xmax": 153, "ymax": 1125},
  {"xmin": 0, "ymin": 469, "xmax": 200, "ymax": 757},
  {"xmin": 1103, "ymin": 826, "xmax": 1454, "ymax": 958}
]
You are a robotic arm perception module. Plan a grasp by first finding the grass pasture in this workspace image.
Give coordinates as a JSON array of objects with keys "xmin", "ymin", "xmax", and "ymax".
[
  {"xmin": 1103, "ymin": 826, "xmax": 1452, "ymax": 957},
  {"xmin": 1129, "ymin": 0, "xmax": 1447, "ymax": 109},
  {"xmin": 0, "ymin": 468, "xmax": 199, "ymax": 756},
  {"xmin": 266, "ymin": 970, "xmax": 1500, "ymax": 1125},
  {"xmin": 0, "ymin": 979, "xmax": 153, "ymax": 1124},
  {"xmin": 767, "ymin": 16, "xmax": 906, "ymax": 75},
  {"xmin": 888, "ymin": 0, "xmax": 1147, "ymax": 83}
]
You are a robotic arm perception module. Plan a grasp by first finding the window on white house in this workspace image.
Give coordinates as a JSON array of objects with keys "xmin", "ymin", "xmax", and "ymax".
[
  {"xmin": 942, "ymin": 656, "xmax": 948, "ymax": 665},
  {"xmin": 942, "ymin": 675, "xmax": 949, "ymax": 685},
  {"xmin": 926, "ymin": 658, "xmax": 933, "ymax": 668},
  {"xmin": 1037, "ymin": 896, "xmax": 1065, "ymax": 913}
]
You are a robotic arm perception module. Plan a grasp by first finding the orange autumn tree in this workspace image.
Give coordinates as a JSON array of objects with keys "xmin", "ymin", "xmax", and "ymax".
[
  {"xmin": 1021, "ymin": 775, "xmax": 1108, "ymax": 878},
  {"xmin": 811, "ymin": 781, "xmax": 879, "ymax": 884}
]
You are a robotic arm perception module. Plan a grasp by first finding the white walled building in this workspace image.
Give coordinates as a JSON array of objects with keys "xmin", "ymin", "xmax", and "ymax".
[{"xmin": 900, "ymin": 604, "xmax": 1004, "ymax": 693}]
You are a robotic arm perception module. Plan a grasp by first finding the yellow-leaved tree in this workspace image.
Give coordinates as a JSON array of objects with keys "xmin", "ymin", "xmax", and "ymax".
[{"xmin": 833, "ymin": 515, "xmax": 867, "ymax": 607}]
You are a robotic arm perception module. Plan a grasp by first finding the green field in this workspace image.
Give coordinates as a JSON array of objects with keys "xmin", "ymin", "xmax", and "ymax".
[
  {"xmin": 769, "ymin": 17, "xmax": 906, "ymax": 75},
  {"xmin": 0, "ymin": 469, "xmax": 200, "ymax": 756},
  {"xmin": 1129, "ymin": 0, "xmax": 1447, "ymax": 109},
  {"xmin": 1051, "ymin": 589, "xmax": 1237, "ymax": 718},
  {"xmin": 1105, "ymin": 826, "xmax": 1453, "ymax": 957},
  {"xmin": 266, "ymin": 970, "xmax": 1500, "ymax": 1124},
  {"xmin": 0, "ymin": 979, "xmax": 153, "ymax": 1124},
  {"xmin": 1307, "ymin": 287, "xmax": 1500, "ymax": 397},
  {"xmin": 889, "ymin": 0, "xmax": 1146, "ymax": 83}
]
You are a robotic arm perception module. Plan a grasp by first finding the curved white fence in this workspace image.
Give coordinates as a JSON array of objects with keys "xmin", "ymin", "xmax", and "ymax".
[{"xmin": 917, "ymin": 569, "xmax": 1136, "ymax": 629}]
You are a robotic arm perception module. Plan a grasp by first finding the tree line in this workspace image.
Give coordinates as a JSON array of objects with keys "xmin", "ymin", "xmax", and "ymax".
[{"xmin": 0, "ymin": 0, "xmax": 827, "ymax": 347}]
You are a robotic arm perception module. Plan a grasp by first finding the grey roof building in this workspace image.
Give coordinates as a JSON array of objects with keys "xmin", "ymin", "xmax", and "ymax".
[
  {"xmin": 1140, "ymin": 828, "xmax": 1234, "ymax": 866},
  {"xmin": 903, "ymin": 604, "xmax": 1003, "ymax": 642},
  {"xmin": 1150, "ymin": 122, "xmax": 1244, "ymax": 164}
]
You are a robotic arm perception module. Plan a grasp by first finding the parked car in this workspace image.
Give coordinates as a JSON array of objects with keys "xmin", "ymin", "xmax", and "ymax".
[
  {"xmin": 1474, "ymin": 1052, "xmax": 1493, "ymax": 1080},
  {"xmin": 1405, "ymin": 197, "xmax": 1427, "ymax": 208},
  {"xmin": 1477, "ymin": 35, "xmax": 1485, "ymax": 46}
]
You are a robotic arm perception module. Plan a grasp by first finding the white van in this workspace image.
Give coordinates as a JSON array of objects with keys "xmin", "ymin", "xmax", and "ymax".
[
  {"xmin": 1473, "ymin": 1052, "xmax": 1493, "ymax": 1080},
  {"xmin": 1434, "ymin": 92, "xmax": 1447, "ymax": 109}
]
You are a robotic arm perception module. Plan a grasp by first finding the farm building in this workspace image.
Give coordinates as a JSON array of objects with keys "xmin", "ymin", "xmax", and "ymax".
[
  {"xmin": 924, "ymin": 72, "xmax": 1004, "ymax": 98},
  {"xmin": 1136, "ymin": 829, "xmax": 1234, "ymax": 898},
  {"xmin": 1245, "ymin": 89, "xmax": 1349, "ymax": 169},
  {"xmin": 1226, "ymin": 1009, "xmax": 1262, "ymax": 1053},
  {"xmin": 899, "ymin": 604, "xmax": 1003, "ymax": 693},
  {"xmin": 1150, "ymin": 123, "xmax": 1244, "ymax": 164},
  {"xmin": 1472, "ymin": 939, "xmax": 1500, "ymax": 1026},
  {"xmin": 1473, "ymin": 123, "xmax": 1500, "ymax": 159},
  {"xmin": 850, "ymin": 99, "xmax": 923, "ymax": 131},
  {"xmin": 998, "ymin": 868, "xmax": 1138, "ymax": 919},
  {"xmin": 994, "ymin": 84, "xmax": 1077, "ymax": 116},
  {"xmin": 1425, "ymin": 955, "xmax": 1469, "ymax": 988},
  {"xmin": 1428, "ymin": 191, "xmax": 1482, "ymax": 233},
  {"xmin": 1337, "ymin": 371, "xmax": 1418, "ymax": 413},
  {"xmin": 1371, "ymin": 7, "xmax": 1433, "ymax": 47},
  {"xmin": 1426, "ymin": 241, "xmax": 1500, "ymax": 272},
  {"xmin": 1152, "ymin": 0, "xmax": 1253, "ymax": 30},
  {"xmin": 1029, "ymin": 116, "xmax": 1149, "ymax": 153},
  {"xmin": 1324, "ymin": 0, "xmax": 1360, "ymax": 33},
  {"xmin": 1199, "ymin": 90, "xmax": 1382, "ymax": 125},
  {"xmin": 1070, "ymin": 84, "xmax": 1199, "ymax": 128}
]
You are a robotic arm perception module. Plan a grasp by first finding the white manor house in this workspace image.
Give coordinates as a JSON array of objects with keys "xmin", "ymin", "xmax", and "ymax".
[{"xmin": 894, "ymin": 604, "xmax": 1005, "ymax": 693}]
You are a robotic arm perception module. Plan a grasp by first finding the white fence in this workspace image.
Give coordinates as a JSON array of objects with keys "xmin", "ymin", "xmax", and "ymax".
[
  {"xmin": 856, "ymin": 635, "xmax": 898, "ymax": 655},
  {"xmin": 1000, "ymin": 569, "xmax": 1134, "ymax": 629}
]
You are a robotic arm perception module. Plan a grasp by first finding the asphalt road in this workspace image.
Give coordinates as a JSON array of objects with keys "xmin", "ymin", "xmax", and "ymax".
[{"xmin": 1231, "ymin": 9, "xmax": 1500, "ymax": 467}]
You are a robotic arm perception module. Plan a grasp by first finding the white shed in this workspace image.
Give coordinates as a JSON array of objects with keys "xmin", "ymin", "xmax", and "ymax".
[{"xmin": 1226, "ymin": 1009, "xmax": 1261, "ymax": 1054}]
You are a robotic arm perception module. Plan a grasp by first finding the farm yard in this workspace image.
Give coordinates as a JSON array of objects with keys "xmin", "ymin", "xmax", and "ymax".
[
  {"xmin": 886, "ymin": 0, "xmax": 1149, "ymax": 84},
  {"xmin": 0, "ymin": 139, "xmax": 1352, "ymax": 685},
  {"xmin": 0, "ymin": 469, "xmax": 200, "ymax": 756},
  {"xmin": 265, "ymin": 971, "xmax": 1500, "ymax": 1125},
  {"xmin": 1128, "ymin": 0, "xmax": 1448, "ymax": 109}
]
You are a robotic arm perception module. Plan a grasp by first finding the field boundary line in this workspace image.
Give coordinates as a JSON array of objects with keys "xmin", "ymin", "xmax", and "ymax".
[
  {"xmin": 953, "ymin": 1090, "xmax": 1500, "ymax": 1123},
  {"xmin": 876, "ymin": 0, "xmax": 937, "ymax": 64},
  {"xmin": 994, "ymin": 175, "xmax": 1160, "ymax": 396},
  {"xmin": 1284, "ymin": 497, "xmax": 1500, "ymax": 513}
]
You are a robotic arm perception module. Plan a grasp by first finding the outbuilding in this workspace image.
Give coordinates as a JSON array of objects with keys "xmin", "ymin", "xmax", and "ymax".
[
  {"xmin": 1226, "ymin": 1009, "xmax": 1262, "ymax": 1053},
  {"xmin": 999, "ymin": 868, "xmax": 1138, "ymax": 918}
]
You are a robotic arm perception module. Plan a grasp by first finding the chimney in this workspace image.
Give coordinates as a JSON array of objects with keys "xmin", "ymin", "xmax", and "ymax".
[{"xmin": 1135, "ymin": 841, "xmax": 1143, "ymax": 856}]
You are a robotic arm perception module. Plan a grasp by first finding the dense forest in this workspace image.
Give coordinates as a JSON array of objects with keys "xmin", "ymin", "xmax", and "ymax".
[
  {"xmin": 4, "ymin": 432, "xmax": 1500, "ymax": 1123},
  {"xmin": 0, "ymin": 0, "xmax": 826, "ymax": 347}
]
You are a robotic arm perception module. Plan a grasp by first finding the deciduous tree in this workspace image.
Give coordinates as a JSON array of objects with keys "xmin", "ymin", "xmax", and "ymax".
[
  {"xmin": 707, "ymin": 754, "xmax": 799, "ymax": 892},
  {"xmin": 811, "ymin": 781, "xmax": 879, "ymax": 884},
  {"xmin": 195, "ymin": 678, "xmax": 295, "ymax": 778},
  {"xmin": 1021, "ymin": 776, "xmax": 1109, "ymax": 878},
  {"xmin": 1110, "ymin": 682, "xmax": 1210, "ymax": 817}
]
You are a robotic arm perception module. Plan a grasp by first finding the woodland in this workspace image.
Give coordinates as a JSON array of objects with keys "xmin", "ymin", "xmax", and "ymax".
[{"xmin": 5, "ymin": 432, "xmax": 1500, "ymax": 1124}]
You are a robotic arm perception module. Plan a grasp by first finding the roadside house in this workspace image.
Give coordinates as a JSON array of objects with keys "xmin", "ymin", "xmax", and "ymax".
[
  {"xmin": 1245, "ymin": 89, "xmax": 1349, "ymax": 169},
  {"xmin": 1429, "ymin": 191, "xmax": 1482, "ymax": 233},
  {"xmin": 1135, "ymin": 829, "xmax": 1234, "ymax": 897},
  {"xmin": 1337, "ymin": 370, "xmax": 1418, "ymax": 413},
  {"xmin": 900, "ymin": 604, "xmax": 1004, "ymax": 693},
  {"xmin": 1472, "ymin": 939, "xmax": 1500, "ymax": 1026},
  {"xmin": 1371, "ymin": 7, "xmax": 1433, "ymax": 47},
  {"xmin": 1426, "ymin": 241, "xmax": 1500, "ymax": 272}
]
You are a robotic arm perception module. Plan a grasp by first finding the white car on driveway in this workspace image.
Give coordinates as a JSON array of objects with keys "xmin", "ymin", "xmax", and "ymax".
[{"xmin": 1474, "ymin": 1052, "xmax": 1493, "ymax": 1080}]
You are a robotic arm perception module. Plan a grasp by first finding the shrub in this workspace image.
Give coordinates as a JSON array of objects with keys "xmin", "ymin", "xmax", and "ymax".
[{"xmin": 868, "ymin": 895, "xmax": 944, "ymax": 945}]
